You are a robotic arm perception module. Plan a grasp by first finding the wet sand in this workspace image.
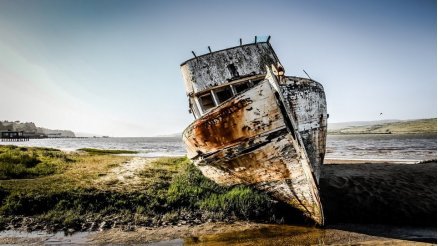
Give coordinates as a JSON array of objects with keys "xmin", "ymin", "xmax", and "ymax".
[{"xmin": 0, "ymin": 161, "xmax": 436, "ymax": 245}]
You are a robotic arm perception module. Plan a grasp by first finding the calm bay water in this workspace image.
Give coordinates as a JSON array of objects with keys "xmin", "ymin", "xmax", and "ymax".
[
  {"xmin": 0, "ymin": 134, "xmax": 436, "ymax": 160},
  {"xmin": 325, "ymin": 133, "xmax": 436, "ymax": 161},
  {"xmin": 0, "ymin": 137, "xmax": 185, "ymax": 157}
]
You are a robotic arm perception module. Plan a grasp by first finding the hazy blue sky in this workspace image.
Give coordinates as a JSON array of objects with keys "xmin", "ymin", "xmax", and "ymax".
[{"xmin": 0, "ymin": 0, "xmax": 436, "ymax": 136}]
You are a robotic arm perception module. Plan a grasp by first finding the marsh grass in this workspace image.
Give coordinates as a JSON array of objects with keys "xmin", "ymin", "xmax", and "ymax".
[
  {"xmin": 167, "ymin": 161, "xmax": 278, "ymax": 220},
  {"xmin": 0, "ymin": 148, "xmax": 299, "ymax": 231},
  {"xmin": 78, "ymin": 148, "xmax": 138, "ymax": 155},
  {"xmin": 0, "ymin": 145, "xmax": 74, "ymax": 179}
]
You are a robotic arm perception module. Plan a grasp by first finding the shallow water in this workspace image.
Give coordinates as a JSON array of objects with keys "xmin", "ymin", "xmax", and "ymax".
[
  {"xmin": 0, "ymin": 134, "xmax": 436, "ymax": 160},
  {"xmin": 0, "ymin": 230, "xmax": 93, "ymax": 244},
  {"xmin": 325, "ymin": 133, "xmax": 436, "ymax": 161},
  {"xmin": 178, "ymin": 224, "xmax": 437, "ymax": 245},
  {"xmin": 0, "ymin": 137, "xmax": 186, "ymax": 157},
  {"xmin": 1, "ymin": 224, "xmax": 436, "ymax": 245}
]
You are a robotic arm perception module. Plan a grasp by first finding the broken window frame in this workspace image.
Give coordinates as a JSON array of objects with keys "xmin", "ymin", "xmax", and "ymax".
[
  {"xmin": 232, "ymin": 81, "xmax": 251, "ymax": 94},
  {"xmin": 197, "ymin": 92, "xmax": 217, "ymax": 114},
  {"xmin": 191, "ymin": 75, "xmax": 267, "ymax": 117},
  {"xmin": 251, "ymin": 79, "xmax": 263, "ymax": 86},
  {"xmin": 214, "ymin": 86, "xmax": 234, "ymax": 104},
  {"xmin": 189, "ymin": 98, "xmax": 201, "ymax": 119}
]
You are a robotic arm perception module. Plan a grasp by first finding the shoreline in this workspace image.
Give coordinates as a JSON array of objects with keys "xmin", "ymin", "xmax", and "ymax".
[
  {"xmin": 0, "ymin": 132, "xmax": 436, "ymax": 160},
  {"xmin": 0, "ymin": 146, "xmax": 435, "ymax": 244},
  {"xmin": 324, "ymin": 158, "xmax": 437, "ymax": 164},
  {"xmin": 327, "ymin": 132, "xmax": 437, "ymax": 135}
]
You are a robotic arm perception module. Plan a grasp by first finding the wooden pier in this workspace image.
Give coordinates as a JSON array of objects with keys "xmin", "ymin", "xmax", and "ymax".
[{"xmin": 1, "ymin": 137, "xmax": 29, "ymax": 142}]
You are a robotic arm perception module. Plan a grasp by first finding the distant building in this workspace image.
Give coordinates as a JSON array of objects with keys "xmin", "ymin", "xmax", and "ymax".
[
  {"xmin": 1, "ymin": 131, "xmax": 24, "ymax": 138},
  {"xmin": 1, "ymin": 130, "xmax": 29, "ymax": 141}
]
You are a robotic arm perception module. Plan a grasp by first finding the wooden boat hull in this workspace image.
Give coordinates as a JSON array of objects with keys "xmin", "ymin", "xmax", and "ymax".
[
  {"xmin": 280, "ymin": 77, "xmax": 328, "ymax": 181},
  {"xmin": 182, "ymin": 75, "xmax": 326, "ymax": 225}
]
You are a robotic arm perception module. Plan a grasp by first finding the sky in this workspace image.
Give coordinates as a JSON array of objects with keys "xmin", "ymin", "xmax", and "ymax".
[{"xmin": 0, "ymin": 0, "xmax": 436, "ymax": 137}]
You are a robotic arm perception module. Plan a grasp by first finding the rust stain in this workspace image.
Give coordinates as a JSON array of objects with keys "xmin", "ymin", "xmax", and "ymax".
[
  {"xmin": 191, "ymin": 97, "xmax": 252, "ymax": 150},
  {"xmin": 183, "ymin": 81, "xmax": 286, "ymax": 156}
]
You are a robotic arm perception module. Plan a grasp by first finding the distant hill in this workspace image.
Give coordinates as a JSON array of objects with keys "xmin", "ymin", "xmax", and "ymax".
[
  {"xmin": 159, "ymin": 119, "xmax": 436, "ymax": 138},
  {"xmin": 328, "ymin": 118, "xmax": 437, "ymax": 135},
  {"xmin": 37, "ymin": 127, "xmax": 75, "ymax": 138},
  {"xmin": 0, "ymin": 121, "xmax": 75, "ymax": 137},
  {"xmin": 328, "ymin": 120, "xmax": 400, "ymax": 131}
]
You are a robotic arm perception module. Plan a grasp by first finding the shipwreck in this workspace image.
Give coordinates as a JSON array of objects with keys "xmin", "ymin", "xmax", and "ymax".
[{"xmin": 180, "ymin": 36, "xmax": 328, "ymax": 225}]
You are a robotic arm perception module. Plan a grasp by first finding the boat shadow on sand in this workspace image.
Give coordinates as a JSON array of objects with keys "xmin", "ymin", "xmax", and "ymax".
[{"xmin": 319, "ymin": 161, "xmax": 437, "ymax": 243}]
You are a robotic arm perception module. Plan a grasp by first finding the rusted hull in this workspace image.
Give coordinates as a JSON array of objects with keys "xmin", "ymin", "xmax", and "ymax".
[{"xmin": 182, "ymin": 78, "xmax": 326, "ymax": 225}]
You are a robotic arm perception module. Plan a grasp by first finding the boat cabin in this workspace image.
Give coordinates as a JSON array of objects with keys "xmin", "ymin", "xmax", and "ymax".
[{"xmin": 180, "ymin": 38, "xmax": 282, "ymax": 118}]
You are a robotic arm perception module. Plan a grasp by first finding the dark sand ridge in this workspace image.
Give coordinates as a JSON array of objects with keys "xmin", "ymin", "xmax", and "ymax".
[
  {"xmin": 320, "ymin": 161, "xmax": 436, "ymax": 226},
  {"xmin": 318, "ymin": 161, "xmax": 437, "ymax": 244}
]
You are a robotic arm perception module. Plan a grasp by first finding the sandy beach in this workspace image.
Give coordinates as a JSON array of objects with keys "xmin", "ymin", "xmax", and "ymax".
[{"xmin": 321, "ymin": 160, "xmax": 436, "ymax": 226}]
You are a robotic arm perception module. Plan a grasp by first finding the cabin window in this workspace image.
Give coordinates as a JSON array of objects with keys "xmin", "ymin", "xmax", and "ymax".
[
  {"xmin": 199, "ymin": 93, "xmax": 215, "ymax": 111},
  {"xmin": 252, "ymin": 79, "xmax": 263, "ymax": 85},
  {"xmin": 234, "ymin": 82, "xmax": 250, "ymax": 93},
  {"xmin": 215, "ymin": 87, "xmax": 233, "ymax": 103},
  {"xmin": 227, "ymin": 64, "xmax": 239, "ymax": 78}
]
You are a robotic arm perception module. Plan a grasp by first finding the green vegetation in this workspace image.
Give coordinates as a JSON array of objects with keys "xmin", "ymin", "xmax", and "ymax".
[
  {"xmin": 0, "ymin": 145, "xmax": 73, "ymax": 179},
  {"xmin": 78, "ymin": 148, "xmax": 138, "ymax": 155},
  {"xmin": 328, "ymin": 118, "xmax": 437, "ymax": 135},
  {"xmin": 0, "ymin": 147, "xmax": 294, "ymax": 232},
  {"xmin": 166, "ymin": 161, "xmax": 275, "ymax": 220}
]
